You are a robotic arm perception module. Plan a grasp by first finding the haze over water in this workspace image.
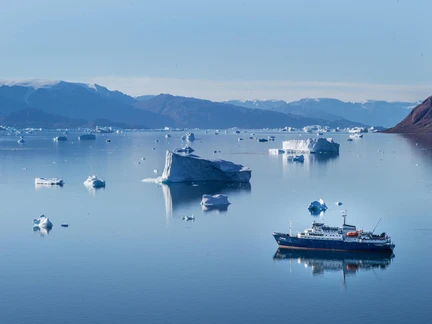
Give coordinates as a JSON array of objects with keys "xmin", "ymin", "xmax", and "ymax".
[{"xmin": 0, "ymin": 130, "xmax": 431, "ymax": 324}]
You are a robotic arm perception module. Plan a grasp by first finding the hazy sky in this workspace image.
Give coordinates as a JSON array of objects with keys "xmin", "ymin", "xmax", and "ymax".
[{"xmin": 0, "ymin": 0, "xmax": 430, "ymax": 101}]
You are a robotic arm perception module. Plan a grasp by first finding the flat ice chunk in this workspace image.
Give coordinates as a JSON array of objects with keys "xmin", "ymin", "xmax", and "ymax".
[
  {"xmin": 84, "ymin": 175, "xmax": 106, "ymax": 188},
  {"xmin": 35, "ymin": 177, "xmax": 64, "ymax": 186},
  {"xmin": 201, "ymin": 194, "xmax": 231, "ymax": 207},
  {"xmin": 349, "ymin": 133, "xmax": 363, "ymax": 139},
  {"xmin": 308, "ymin": 199, "xmax": 328, "ymax": 214},
  {"xmin": 53, "ymin": 136, "xmax": 67, "ymax": 141},
  {"xmin": 174, "ymin": 145, "xmax": 195, "ymax": 154},
  {"xmin": 33, "ymin": 215, "xmax": 53, "ymax": 228},
  {"xmin": 78, "ymin": 134, "xmax": 96, "ymax": 140},
  {"xmin": 283, "ymin": 138, "xmax": 339, "ymax": 153},
  {"xmin": 160, "ymin": 151, "xmax": 251, "ymax": 183},
  {"xmin": 336, "ymin": 201, "xmax": 343, "ymax": 206}
]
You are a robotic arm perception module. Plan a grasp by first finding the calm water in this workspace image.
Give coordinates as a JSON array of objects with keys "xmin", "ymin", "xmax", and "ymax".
[{"xmin": 0, "ymin": 130, "xmax": 431, "ymax": 324}]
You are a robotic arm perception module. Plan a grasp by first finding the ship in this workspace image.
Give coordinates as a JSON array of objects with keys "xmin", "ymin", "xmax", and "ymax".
[{"xmin": 273, "ymin": 212, "xmax": 395, "ymax": 252}]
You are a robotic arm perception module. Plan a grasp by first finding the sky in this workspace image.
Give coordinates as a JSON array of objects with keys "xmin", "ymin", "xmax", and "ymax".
[{"xmin": 0, "ymin": 0, "xmax": 431, "ymax": 102}]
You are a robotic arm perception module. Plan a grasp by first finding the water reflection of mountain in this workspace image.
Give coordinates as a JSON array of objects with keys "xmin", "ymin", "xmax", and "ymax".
[
  {"xmin": 273, "ymin": 248, "xmax": 394, "ymax": 277},
  {"xmin": 162, "ymin": 181, "xmax": 251, "ymax": 218},
  {"xmin": 400, "ymin": 134, "xmax": 432, "ymax": 160}
]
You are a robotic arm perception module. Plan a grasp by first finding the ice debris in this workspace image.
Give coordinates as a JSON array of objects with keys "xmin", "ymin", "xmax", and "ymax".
[
  {"xmin": 283, "ymin": 138, "xmax": 339, "ymax": 154},
  {"xmin": 35, "ymin": 177, "xmax": 64, "ymax": 186},
  {"xmin": 156, "ymin": 151, "xmax": 251, "ymax": 183},
  {"xmin": 336, "ymin": 201, "xmax": 343, "ymax": 206},
  {"xmin": 53, "ymin": 136, "xmax": 67, "ymax": 141},
  {"xmin": 181, "ymin": 132, "xmax": 195, "ymax": 141},
  {"xmin": 84, "ymin": 175, "xmax": 106, "ymax": 188},
  {"xmin": 182, "ymin": 215, "xmax": 195, "ymax": 221},
  {"xmin": 201, "ymin": 194, "xmax": 231, "ymax": 207},
  {"xmin": 33, "ymin": 215, "xmax": 53, "ymax": 228},
  {"xmin": 174, "ymin": 145, "xmax": 195, "ymax": 154},
  {"xmin": 308, "ymin": 199, "xmax": 328, "ymax": 215}
]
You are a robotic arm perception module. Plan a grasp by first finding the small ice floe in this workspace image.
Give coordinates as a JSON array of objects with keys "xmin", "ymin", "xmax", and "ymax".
[
  {"xmin": 33, "ymin": 215, "xmax": 53, "ymax": 228},
  {"xmin": 182, "ymin": 215, "xmax": 195, "ymax": 221},
  {"xmin": 78, "ymin": 134, "xmax": 96, "ymax": 140},
  {"xmin": 308, "ymin": 199, "xmax": 328, "ymax": 215},
  {"xmin": 416, "ymin": 163, "xmax": 419, "ymax": 166},
  {"xmin": 84, "ymin": 175, "xmax": 106, "ymax": 188},
  {"xmin": 238, "ymin": 137, "xmax": 244, "ymax": 141},
  {"xmin": 141, "ymin": 157, "xmax": 146, "ymax": 160},
  {"xmin": 61, "ymin": 224, "xmax": 69, "ymax": 227},
  {"xmin": 336, "ymin": 201, "xmax": 343, "ymax": 206},
  {"xmin": 201, "ymin": 194, "xmax": 231, "ymax": 207},
  {"xmin": 258, "ymin": 138, "xmax": 268, "ymax": 142},
  {"xmin": 234, "ymin": 130, "xmax": 240, "ymax": 134},
  {"xmin": 165, "ymin": 134, "xmax": 171, "ymax": 138},
  {"xmin": 181, "ymin": 132, "xmax": 195, "ymax": 141},
  {"xmin": 35, "ymin": 177, "xmax": 64, "ymax": 186},
  {"xmin": 174, "ymin": 145, "xmax": 195, "ymax": 154},
  {"xmin": 106, "ymin": 139, "xmax": 111, "ymax": 143},
  {"xmin": 269, "ymin": 149, "xmax": 285, "ymax": 155},
  {"xmin": 347, "ymin": 138, "xmax": 353, "ymax": 142},
  {"xmin": 53, "ymin": 136, "xmax": 67, "ymax": 142},
  {"xmin": 349, "ymin": 133, "xmax": 363, "ymax": 139},
  {"xmin": 249, "ymin": 136, "xmax": 254, "ymax": 139},
  {"xmin": 18, "ymin": 137, "xmax": 25, "ymax": 144},
  {"xmin": 287, "ymin": 155, "xmax": 305, "ymax": 163},
  {"xmin": 268, "ymin": 136, "xmax": 275, "ymax": 141},
  {"xmin": 154, "ymin": 169, "xmax": 159, "ymax": 174}
]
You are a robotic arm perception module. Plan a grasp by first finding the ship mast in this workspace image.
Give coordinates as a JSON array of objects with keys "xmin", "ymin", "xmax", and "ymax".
[
  {"xmin": 342, "ymin": 210, "xmax": 347, "ymax": 225},
  {"xmin": 289, "ymin": 219, "xmax": 292, "ymax": 236}
]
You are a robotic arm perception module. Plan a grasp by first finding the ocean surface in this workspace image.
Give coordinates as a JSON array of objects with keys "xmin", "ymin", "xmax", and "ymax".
[{"xmin": 0, "ymin": 130, "xmax": 431, "ymax": 324}]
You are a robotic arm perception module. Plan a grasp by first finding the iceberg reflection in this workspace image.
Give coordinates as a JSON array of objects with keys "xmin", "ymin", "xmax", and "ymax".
[
  {"xmin": 161, "ymin": 181, "xmax": 251, "ymax": 219},
  {"xmin": 33, "ymin": 226, "xmax": 52, "ymax": 237},
  {"xmin": 273, "ymin": 248, "xmax": 394, "ymax": 278}
]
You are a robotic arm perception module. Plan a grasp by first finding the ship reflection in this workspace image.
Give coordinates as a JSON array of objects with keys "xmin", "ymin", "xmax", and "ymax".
[
  {"xmin": 161, "ymin": 181, "xmax": 251, "ymax": 219},
  {"xmin": 273, "ymin": 248, "xmax": 394, "ymax": 278}
]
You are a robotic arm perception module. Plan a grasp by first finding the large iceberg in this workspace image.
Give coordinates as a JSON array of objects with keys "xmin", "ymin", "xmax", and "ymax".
[
  {"xmin": 160, "ymin": 151, "xmax": 251, "ymax": 183},
  {"xmin": 282, "ymin": 138, "xmax": 339, "ymax": 154}
]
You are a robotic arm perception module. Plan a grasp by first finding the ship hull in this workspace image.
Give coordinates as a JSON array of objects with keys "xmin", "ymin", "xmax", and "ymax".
[{"xmin": 273, "ymin": 233, "xmax": 395, "ymax": 252}]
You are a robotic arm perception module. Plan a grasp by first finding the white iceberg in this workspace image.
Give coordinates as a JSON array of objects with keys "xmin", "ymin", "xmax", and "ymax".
[
  {"xmin": 181, "ymin": 132, "xmax": 195, "ymax": 141},
  {"xmin": 159, "ymin": 151, "xmax": 251, "ymax": 183},
  {"xmin": 18, "ymin": 137, "xmax": 25, "ymax": 143},
  {"xmin": 78, "ymin": 134, "xmax": 96, "ymax": 140},
  {"xmin": 282, "ymin": 138, "xmax": 339, "ymax": 154},
  {"xmin": 33, "ymin": 215, "xmax": 53, "ymax": 228},
  {"xmin": 35, "ymin": 177, "xmax": 64, "ymax": 186},
  {"xmin": 53, "ymin": 136, "xmax": 67, "ymax": 141},
  {"xmin": 165, "ymin": 134, "xmax": 171, "ymax": 138},
  {"xmin": 287, "ymin": 155, "xmax": 305, "ymax": 163},
  {"xmin": 201, "ymin": 194, "xmax": 231, "ymax": 207},
  {"xmin": 84, "ymin": 175, "xmax": 106, "ymax": 188},
  {"xmin": 174, "ymin": 145, "xmax": 195, "ymax": 154},
  {"xmin": 308, "ymin": 199, "xmax": 328, "ymax": 214}
]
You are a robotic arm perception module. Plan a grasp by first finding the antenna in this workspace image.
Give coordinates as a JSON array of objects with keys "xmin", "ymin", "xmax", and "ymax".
[
  {"xmin": 372, "ymin": 218, "xmax": 382, "ymax": 233},
  {"xmin": 289, "ymin": 219, "xmax": 292, "ymax": 236},
  {"xmin": 341, "ymin": 210, "xmax": 347, "ymax": 225}
]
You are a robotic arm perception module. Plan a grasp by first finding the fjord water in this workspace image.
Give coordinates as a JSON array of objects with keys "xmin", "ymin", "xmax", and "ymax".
[{"xmin": 0, "ymin": 131, "xmax": 431, "ymax": 324}]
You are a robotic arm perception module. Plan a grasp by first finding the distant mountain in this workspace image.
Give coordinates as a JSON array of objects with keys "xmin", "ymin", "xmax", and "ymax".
[
  {"xmin": 133, "ymin": 94, "xmax": 365, "ymax": 129},
  {"xmin": 225, "ymin": 98, "xmax": 416, "ymax": 127},
  {"xmin": 0, "ymin": 80, "xmax": 366, "ymax": 129},
  {"xmin": 0, "ymin": 80, "xmax": 170, "ymax": 128},
  {"xmin": 384, "ymin": 96, "xmax": 432, "ymax": 133}
]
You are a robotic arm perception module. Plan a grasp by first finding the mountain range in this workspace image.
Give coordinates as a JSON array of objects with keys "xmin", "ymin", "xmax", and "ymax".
[
  {"xmin": 225, "ymin": 98, "xmax": 416, "ymax": 128},
  {"xmin": 0, "ymin": 80, "xmax": 416, "ymax": 129}
]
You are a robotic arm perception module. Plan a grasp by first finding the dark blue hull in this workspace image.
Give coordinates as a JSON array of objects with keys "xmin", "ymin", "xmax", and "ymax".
[{"xmin": 273, "ymin": 233, "xmax": 395, "ymax": 252}]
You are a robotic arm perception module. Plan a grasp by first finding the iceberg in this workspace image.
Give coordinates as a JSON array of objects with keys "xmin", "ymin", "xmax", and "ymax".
[
  {"xmin": 84, "ymin": 175, "xmax": 106, "ymax": 188},
  {"xmin": 308, "ymin": 199, "xmax": 328, "ymax": 215},
  {"xmin": 174, "ymin": 145, "xmax": 195, "ymax": 154},
  {"xmin": 201, "ymin": 194, "xmax": 231, "ymax": 207},
  {"xmin": 18, "ymin": 137, "xmax": 25, "ymax": 143},
  {"xmin": 160, "ymin": 151, "xmax": 251, "ymax": 183},
  {"xmin": 182, "ymin": 215, "xmax": 195, "ymax": 221},
  {"xmin": 269, "ymin": 149, "xmax": 285, "ymax": 155},
  {"xmin": 33, "ymin": 215, "xmax": 53, "ymax": 228},
  {"xmin": 78, "ymin": 134, "xmax": 96, "ymax": 140},
  {"xmin": 35, "ymin": 177, "xmax": 64, "ymax": 186},
  {"xmin": 282, "ymin": 138, "xmax": 339, "ymax": 154},
  {"xmin": 349, "ymin": 133, "xmax": 363, "ymax": 139},
  {"xmin": 53, "ymin": 136, "xmax": 67, "ymax": 141},
  {"xmin": 181, "ymin": 132, "xmax": 195, "ymax": 141}
]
